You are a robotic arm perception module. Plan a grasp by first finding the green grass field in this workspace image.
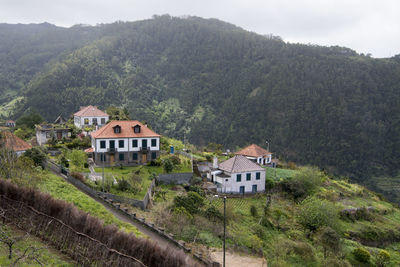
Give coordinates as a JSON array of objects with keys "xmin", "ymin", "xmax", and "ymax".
[
  {"xmin": 265, "ymin": 167, "xmax": 297, "ymax": 180},
  {"xmin": 0, "ymin": 225, "xmax": 73, "ymax": 266},
  {"xmin": 38, "ymin": 172, "xmax": 142, "ymax": 236}
]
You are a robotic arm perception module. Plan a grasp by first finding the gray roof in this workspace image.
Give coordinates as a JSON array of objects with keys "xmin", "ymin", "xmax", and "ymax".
[{"xmin": 218, "ymin": 155, "xmax": 264, "ymax": 173}]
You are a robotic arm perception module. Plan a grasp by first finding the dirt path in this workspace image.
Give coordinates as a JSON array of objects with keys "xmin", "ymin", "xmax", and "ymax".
[{"xmin": 211, "ymin": 250, "xmax": 267, "ymax": 267}]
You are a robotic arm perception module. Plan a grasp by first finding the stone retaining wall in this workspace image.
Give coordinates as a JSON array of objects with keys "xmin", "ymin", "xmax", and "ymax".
[{"xmin": 158, "ymin": 172, "xmax": 193, "ymax": 185}]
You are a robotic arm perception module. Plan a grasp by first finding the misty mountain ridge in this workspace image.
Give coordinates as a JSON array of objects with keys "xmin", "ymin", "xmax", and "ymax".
[{"xmin": 0, "ymin": 15, "xmax": 399, "ymax": 189}]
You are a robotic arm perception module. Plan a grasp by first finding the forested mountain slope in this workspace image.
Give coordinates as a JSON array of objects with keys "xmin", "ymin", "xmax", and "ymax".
[{"xmin": 3, "ymin": 15, "xmax": 400, "ymax": 182}]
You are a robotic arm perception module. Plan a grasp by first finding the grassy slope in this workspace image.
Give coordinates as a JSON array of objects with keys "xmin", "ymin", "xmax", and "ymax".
[
  {"xmin": 124, "ymin": 166, "xmax": 400, "ymax": 266},
  {"xmin": 38, "ymin": 171, "xmax": 142, "ymax": 236},
  {"xmin": 0, "ymin": 96, "xmax": 23, "ymax": 117},
  {"xmin": 0, "ymin": 225, "xmax": 73, "ymax": 266}
]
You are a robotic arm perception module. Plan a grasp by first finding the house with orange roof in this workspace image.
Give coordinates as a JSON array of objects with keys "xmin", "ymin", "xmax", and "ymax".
[
  {"xmin": 89, "ymin": 120, "xmax": 160, "ymax": 166},
  {"xmin": 73, "ymin": 105, "xmax": 109, "ymax": 129},
  {"xmin": 208, "ymin": 155, "xmax": 265, "ymax": 194},
  {"xmin": 1, "ymin": 130, "xmax": 32, "ymax": 156},
  {"xmin": 5, "ymin": 120, "xmax": 16, "ymax": 128},
  {"xmin": 235, "ymin": 144, "xmax": 272, "ymax": 166}
]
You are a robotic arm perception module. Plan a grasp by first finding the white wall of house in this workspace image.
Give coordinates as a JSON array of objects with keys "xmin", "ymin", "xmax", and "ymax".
[
  {"xmin": 215, "ymin": 170, "xmax": 266, "ymax": 193},
  {"xmin": 36, "ymin": 131, "xmax": 47, "ymax": 146},
  {"xmin": 74, "ymin": 116, "xmax": 109, "ymax": 129},
  {"xmin": 93, "ymin": 137, "xmax": 160, "ymax": 152},
  {"xmin": 36, "ymin": 130, "xmax": 69, "ymax": 146},
  {"xmin": 256, "ymin": 155, "xmax": 272, "ymax": 165}
]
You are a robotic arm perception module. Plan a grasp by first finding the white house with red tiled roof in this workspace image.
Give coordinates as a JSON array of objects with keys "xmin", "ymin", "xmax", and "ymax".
[
  {"xmin": 208, "ymin": 155, "xmax": 265, "ymax": 194},
  {"xmin": 235, "ymin": 144, "xmax": 272, "ymax": 165},
  {"xmin": 73, "ymin": 105, "xmax": 109, "ymax": 129},
  {"xmin": 89, "ymin": 120, "xmax": 160, "ymax": 166}
]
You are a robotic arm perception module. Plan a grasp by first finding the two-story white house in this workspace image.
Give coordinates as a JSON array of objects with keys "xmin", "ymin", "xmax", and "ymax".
[
  {"xmin": 73, "ymin": 105, "xmax": 109, "ymax": 129},
  {"xmin": 88, "ymin": 120, "xmax": 160, "ymax": 166},
  {"xmin": 208, "ymin": 155, "xmax": 266, "ymax": 194},
  {"xmin": 235, "ymin": 144, "xmax": 273, "ymax": 165}
]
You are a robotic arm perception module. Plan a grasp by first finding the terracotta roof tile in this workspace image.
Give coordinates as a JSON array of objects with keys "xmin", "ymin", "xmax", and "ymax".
[
  {"xmin": 235, "ymin": 144, "xmax": 271, "ymax": 157},
  {"xmin": 219, "ymin": 155, "xmax": 264, "ymax": 173},
  {"xmin": 1, "ymin": 131, "xmax": 32, "ymax": 152},
  {"xmin": 91, "ymin": 120, "xmax": 160, "ymax": 139},
  {"xmin": 74, "ymin": 105, "xmax": 109, "ymax": 117}
]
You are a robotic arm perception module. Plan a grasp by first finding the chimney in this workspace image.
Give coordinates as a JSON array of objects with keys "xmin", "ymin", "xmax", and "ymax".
[{"xmin": 213, "ymin": 156, "xmax": 218, "ymax": 169}]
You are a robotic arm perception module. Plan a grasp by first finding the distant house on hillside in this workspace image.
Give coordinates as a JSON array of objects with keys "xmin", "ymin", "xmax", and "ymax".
[
  {"xmin": 208, "ymin": 155, "xmax": 265, "ymax": 194},
  {"xmin": 0, "ymin": 130, "xmax": 32, "ymax": 156},
  {"xmin": 5, "ymin": 120, "xmax": 16, "ymax": 128},
  {"xmin": 235, "ymin": 144, "xmax": 273, "ymax": 166},
  {"xmin": 73, "ymin": 105, "xmax": 109, "ymax": 129},
  {"xmin": 54, "ymin": 115, "xmax": 67, "ymax": 125},
  {"xmin": 35, "ymin": 124, "xmax": 70, "ymax": 146},
  {"xmin": 88, "ymin": 120, "xmax": 160, "ymax": 166}
]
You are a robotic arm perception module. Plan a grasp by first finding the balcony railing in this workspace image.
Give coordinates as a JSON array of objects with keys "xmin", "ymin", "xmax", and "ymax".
[
  {"xmin": 140, "ymin": 147, "xmax": 150, "ymax": 152},
  {"xmin": 108, "ymin": 147, "xmax": 118, "ymax": 153}
]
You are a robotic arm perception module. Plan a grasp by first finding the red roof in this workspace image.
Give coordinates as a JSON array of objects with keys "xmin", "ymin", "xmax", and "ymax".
[
  {"xmin": 1, "ymin": 131, "xmax": 32, "ymax": 152},
  {"xmin": 235, "ymin": 144, "xmax": 271, "ymax": 157},
  {"xmin": 74, "ymin": 105, "xmax": 108, "ymax": 117},
  {"xmin": 84, "ymin": 147, "xmax": 94, "ymax": 153},
  {"xmin": 91, "ymin": 121, "xmax": 160, "ymax": 139}
]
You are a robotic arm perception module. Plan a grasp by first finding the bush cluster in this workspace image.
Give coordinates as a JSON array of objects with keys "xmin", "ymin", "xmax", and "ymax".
[{"xmin": 352, "ymin": 247, "xmax": 370, "ymax": 263}]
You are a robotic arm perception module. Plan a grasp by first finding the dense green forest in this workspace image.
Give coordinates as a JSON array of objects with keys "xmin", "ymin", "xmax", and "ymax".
[{"xmin": 1, "ymin": 15, "xmax": 400, "ymax": 188}]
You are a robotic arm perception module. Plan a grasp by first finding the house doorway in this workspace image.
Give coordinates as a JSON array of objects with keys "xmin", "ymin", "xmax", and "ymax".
[
  {"xmin": 110, "ymin": 154, "xmax": 115, "ymax": 165},
  {"xmin": 57, "ymin": 131, "xmax": 62, "ymax": 139},
  {"xmin": 239, "ymin": 186, "xmax": 245, "ymax": 195},
  {"xmin": 252, "ymin": 185, "xmax": 257, "ymax": 193},
  {"xmin": 142, "ymin": 153, "xmax": 147, "ymax": 164}
]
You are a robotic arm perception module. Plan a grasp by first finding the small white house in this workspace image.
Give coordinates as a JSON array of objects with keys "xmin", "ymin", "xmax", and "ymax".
[
  {"xmin": 35, "ymin": 124, "xmax": 70, "ymax": 146},
  {"xmin": 235, "ymin": 144, "xmax": 272, "ymax": 165},
  {"xmin": 208, "ymin": 155, "xmax": 265, "ymax": 194},
  {"xmin": 73, "ymin": 105, "xmax": 109, "ymax": 129}
]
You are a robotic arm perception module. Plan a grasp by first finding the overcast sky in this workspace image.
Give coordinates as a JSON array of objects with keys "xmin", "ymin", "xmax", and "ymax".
[{"xmin": 1, "ymin": 0, "xmax": 399, "ymax": 58}]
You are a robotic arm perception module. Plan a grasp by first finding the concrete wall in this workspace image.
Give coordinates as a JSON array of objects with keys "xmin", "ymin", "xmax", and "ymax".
[{"xmin": 158, "ymin": 173, "xmax": 193, "ymax": 185}]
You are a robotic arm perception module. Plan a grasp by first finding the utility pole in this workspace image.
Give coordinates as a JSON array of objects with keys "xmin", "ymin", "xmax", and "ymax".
[
  {"xmin": 223, "ymin": 196, "xmax": 226, "ymax": 267},
  {"xmin": 265, "ymin": 139, "xmax": 270, "ymax": 152},
  {"xmin": 102, "ymin": 152, "xmax": 105, "ymax": 192}
]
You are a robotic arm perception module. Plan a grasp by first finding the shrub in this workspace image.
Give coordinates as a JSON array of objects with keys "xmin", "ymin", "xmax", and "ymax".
[
  {"xmin": 298, "ymin": 196, "xmax": 339, "ymax": 232},
  {"xmin": 376, "ymin": 249, "xmax": 390, "ymax": 267},
  {"xmin": 281, "ymin": 166, "xmax": 325, "ymax": 201},
  {"xmin": 190, "ymin": 176, "xmax": 202, "ymax": 185},
  {"xmin": 204, "ymin": 206, "xmax": 223, "ymax": 222},
  {"xmin": 352, "ymin": 247, "xmax": 370, "ymax": 263},
  {"xmin": 162, "ymin": 158, "xmax": 174, "ymax": 173},
  {"xmin": 188, "ymin": 185, "xmax": 205, "ymax": 196},
  {"xmin": 265, "ymin": 178, "xmax": 275, "ymax": 191},
  {"xmin": 117, "ymin": 179, "xmax": 131, "ymax": 191},
  {"xmin": 170, "ymin": 155, "xmax": 181, "ymax": 165},
  {"xmin": 24, "ymin": 147, "xmax": 47, "ymax": 168},
  {"xmin": 250, "ymin": 205, "xmax": 258, "ymax": 217},
  {"xmin": 174, "ymin": 192, "xmax": 205, "ymax": 214},
  {"xmin": 70, "ymin": 172, "xmax": 86, "ymax": 184},
  {"xmin": 317, "ymin": 226, "xmax": 340, "ymax": 258},
  {"xmin": 84, "ymin": 162, "xmax": 89, "ymax": 168}
]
